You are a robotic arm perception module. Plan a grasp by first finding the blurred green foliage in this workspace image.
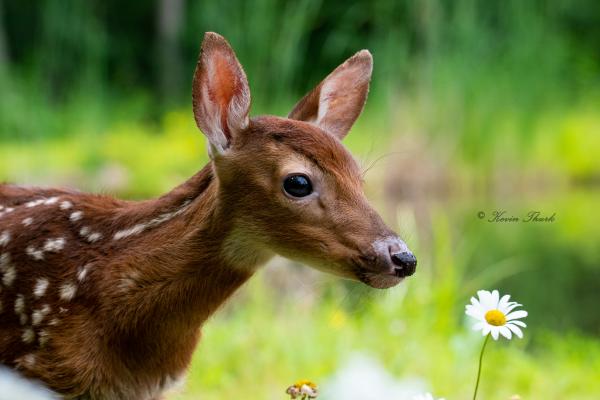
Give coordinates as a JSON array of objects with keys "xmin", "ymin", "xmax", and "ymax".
[{"xmin": 1, "ymin": 0, "xmax": 599, "ymax": 398}]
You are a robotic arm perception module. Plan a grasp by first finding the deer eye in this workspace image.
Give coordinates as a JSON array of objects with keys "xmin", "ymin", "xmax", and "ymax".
[{"xmin": 283, "ymin": 174, "xmax": 313, "ymax": 198}]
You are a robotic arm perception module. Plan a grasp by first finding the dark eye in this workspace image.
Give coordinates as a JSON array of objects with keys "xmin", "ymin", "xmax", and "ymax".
[{"xmin": 283, "ymin": 174, "xmax": 313, "ymax": 198}]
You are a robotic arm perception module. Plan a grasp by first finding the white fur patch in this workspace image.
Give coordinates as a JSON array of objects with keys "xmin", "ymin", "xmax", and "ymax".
[
  {"xmin": 26, "ymin": 246, "xmax": 45, "ymax": 261},
  {"xmin": 0, "ymin": 253, "xmax": 16, "ymax": 287},
  {"xmin": 87, "ymin": 232, "xmax": 102, "ymax": 243},
  {"xmin": 27, "ymin": 238, "xmax": 65, "ymax": 261},
  {"xmin": 14, "ymin": 295, "xmax": 25, "ymax": 315},
  {"xmin": 43, "ymin": 238, "xmax": 65, "ymax": 253},
  {"xmin": 79, "ymin": 227, "xmax": 102, "ymax": 243},
  {"xmin": 43, "ymin": 197, "xmax": 59, "ymax": 205},
  {"xmin": 21, "ymin": 329, "xmax": 35, "ymax": 344},
  {"xmin": 69, "ymin": 211, "xmax": 83, "ymax": 222},
  {"xmin": 0, "ymin": 207, "xmax": 15, "ymax": 218},
  {"xmin": 25, "ymin": 199, "xmax": 45, "ymax": 208},
  {"xmin": 32, "ymin": 305, "xmax": 51, "ymax": 326},
  {"xmin": 0, "ymin": 231, "xmax": 10, "ymax": 247},
  {"xmin": 59, "ymin": 282, "xmax": 77, "ymax": 301},
  {"xmin": 59, "ymin": 201, "xmax": 73, "ymax": 210},
  {"xmin": 33, "ymin": 278, "xmax": 49, "ymax": 298},
  {"xmin": 77, "ymin": 264, "xmax": 91, "ymax": 282},
  {"xmin": 22, "ymin": 217, "xmax": 34, "ymax": 227},
  {"xmin": 38, "ymin": 330, "xmax": 49, "ymax": 347},
  {"xmin": 113, "ymin": 201, "xmax": 192, "ymax": 240}
]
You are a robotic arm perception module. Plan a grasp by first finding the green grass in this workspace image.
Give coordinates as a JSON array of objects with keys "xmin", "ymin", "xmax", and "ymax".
[
  {"xmin": 2, "ymin": 113, "xmax": 599, "ymax": 398},
  {"xmin": 167, "ymin": 265, "xmax": 600, "ymax": 400}
]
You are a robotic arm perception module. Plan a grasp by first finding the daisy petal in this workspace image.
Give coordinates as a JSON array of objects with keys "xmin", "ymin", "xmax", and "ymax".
[
  {"xmin": 481, "ymin": 324, "xmax": 491, "ymax": 336},
  {"xmin": 478, "ymin": 290, "xmax": 493, "ymax": 310},
  {"xmin": 491, "ymin": 327, "xmax": 499, "ymax": 340},
  {"xmin": 472, "ymin": 322, "xmax": 486, "ymax": 332},
  {"xmin": 498, "ymin": 294, "xmax": 511, "ymax": 312},
  {"xmin": 504, "ymin": 302, "xmax": 523, "ymax": 314},
  {"xmin": 491, "ymin": 290, "xmax": 500, "ymax": 308},
  {"xmin": 510, "ymin": 320, "xmax": 527, "ymax": 328},
  {"xmin": 499, "ymin": 326, "xmax": 512, "ymax": 339},
  {"xmin": 506, "ymin": 323, "xmax": 524, "ymax": 338},
  {"xmin": 506, "ymin": 310, "xmax": 528, "ymax": 321},
  {"xmin": 466, "ymin": 305, "xmax": 484, "ymax": 320}
]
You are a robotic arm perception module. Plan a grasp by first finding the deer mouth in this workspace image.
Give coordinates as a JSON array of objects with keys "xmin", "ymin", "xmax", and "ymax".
[{"xmin": 351, "ymin": 260, "xmax": 404, "ymax": 289}]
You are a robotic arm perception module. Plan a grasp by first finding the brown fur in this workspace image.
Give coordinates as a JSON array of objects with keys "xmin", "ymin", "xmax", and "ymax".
[{"xmin": 0, "ymin": 33, "xmax": 413, "ymax": 399}]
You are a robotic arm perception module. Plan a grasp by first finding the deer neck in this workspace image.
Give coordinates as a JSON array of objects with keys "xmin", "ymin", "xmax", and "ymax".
[{"xmin": 107, "ymin": 164, "xmax": 270, "ymax": 370}]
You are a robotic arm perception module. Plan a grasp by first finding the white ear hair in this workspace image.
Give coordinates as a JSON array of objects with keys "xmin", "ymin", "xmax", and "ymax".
[
  {"xmin": 288, "ymin": 50, "xmax": 373, "ymax": 140},
  {"xmin": 192, "ymin": 32, "xmax": 251, "ymax": 157}
]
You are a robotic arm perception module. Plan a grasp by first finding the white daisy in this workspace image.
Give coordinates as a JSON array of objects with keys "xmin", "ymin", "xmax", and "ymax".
[
  {"xmin": 465, "ymin": 289, "xmax": 528, "ymax": 340},
  {"xmin": 412, "ymin": 392, "xmax": 445, "ymax": 400},
  {"xmin": 300, "ymin": 384, "xmax": 318, "ymax": 398},
  {"xmin": 286, "ymin": 380, "xmax": 318, "ymax": 399}
]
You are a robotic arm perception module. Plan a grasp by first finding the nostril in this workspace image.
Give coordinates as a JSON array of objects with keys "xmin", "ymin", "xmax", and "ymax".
[{"xmin": 391, "ymin": 252, "xmax": 417, "ymax": 277}]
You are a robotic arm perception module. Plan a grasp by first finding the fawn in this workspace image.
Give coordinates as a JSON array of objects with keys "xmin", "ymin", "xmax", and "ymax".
[{"xmin": 0, "ymin": 32, "xmax": 416, "ymax": 399}]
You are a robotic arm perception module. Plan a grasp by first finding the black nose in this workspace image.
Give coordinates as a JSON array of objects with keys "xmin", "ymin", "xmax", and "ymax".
[{"xmin": 391, "ymin": 251, "xmax": 417, "ymax": 277}]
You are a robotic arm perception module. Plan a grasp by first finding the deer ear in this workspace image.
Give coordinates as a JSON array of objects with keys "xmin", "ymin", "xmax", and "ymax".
[
  {"xmin": 288, "ymin": 50, "xmax": 372, "ymax": 140},
  {"xmin": 192, "ymin": 32, "xmax": 251, "ymax": 156}
]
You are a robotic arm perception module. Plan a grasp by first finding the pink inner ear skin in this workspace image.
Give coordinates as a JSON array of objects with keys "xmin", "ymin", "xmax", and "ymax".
[{"xmin": 210, "ymin": 54, "xmax": 239, "ymax": 139}]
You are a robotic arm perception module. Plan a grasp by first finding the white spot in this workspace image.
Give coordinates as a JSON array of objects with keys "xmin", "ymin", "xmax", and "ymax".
[
  {"xmin": 59, "ymin": 282, "xmax": 77, "ymax": 301},
  {"xmin": 1, "ymin": 253, "xmax": 17, "ymax": 287},
  {"xmin": 58, "ymin": 307, "xmax": 68, "ymax": 314},
  {"xmin": 14, "ymin": 295, "xmax": 25, "ymax": 315},
  {"xmin": 43, "ymin": 197, "xmax": 59, "ymax": 205},
  {"xmin": 60, "ymin": 201, "xmax": 73, "ymax": 210},
  {"xmin": 19, "ymin": 313, "xmax": 28, "ymax": 325},
  {"xmin": 77, "ymin": 264, "xmax": 91, "ymax": 282},
  {"xmin": 43, "ymin": 238, "xmax": 65, "ymax": 253},
  {"xmin": 38, "ymin": 330, "xmax": 49, "ymax": 347},
  {"xmin": 2, "ymin": 265, "xmax": 16, "ymax": 287},
  {"xmin": 22, "ymin": 217, "xmax": 34, "ymax": 227},
  {"xmin": 49, "ymin": 318, "xmax": 60, "ymax": 326},
  {"xmin": 86, "ymin": 232, "xmax": 102, "ymax": 243},
  {"xmin": 33, "ymin": 278, "xmax": 49, "ymax": 298},
  {"xmin": 5, "ymin": 207, "xmax": 14, "ymax": 213},
  {"xmin": 21, "ymin": 329, "xmax": 35, "ymax": 344},
  {"xmin": 113, "ymin": 201, "xmax": 192, "ymax": 240},
  {"xmin": 22, "ymin": 354, "xmax": 36, "ymax": 368},
  {"xmin": 32, "ymin": 305, "xmax": 51, "ymax": 326},
  {"xmin": 113, "ymin": 224, "xmax": 146, "ymax": 241},
  {"xmin": 78, "ymin": 227, "xmax": 102, "ymax": 243},
  {"xmin": 69, "ymin": 211, "xmax": 83, "ymax": 222},
  {"xmin": 26, "ymin": 246, "xmax": 44, "ymax": 261},
  {"xmin": 0, "ymin": 231, "xmax": 10, "ymax": 247},
  {"xmin": 25, "ymin": 199, "xmax": 45, "ymax": 208}
]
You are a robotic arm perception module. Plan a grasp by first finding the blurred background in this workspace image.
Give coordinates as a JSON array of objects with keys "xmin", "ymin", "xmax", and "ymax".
[{"xmin": 1, "ymin": 0, "xmax": 599, "ymax": 398}]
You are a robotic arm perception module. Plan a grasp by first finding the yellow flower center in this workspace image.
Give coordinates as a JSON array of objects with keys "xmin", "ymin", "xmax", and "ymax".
[
  {"xmin": 294, "ymin": 380, "xmax": 317, "ymax": 389},
  {"xmin": 485, "ymin": 309, "xmax": 506, "ymax": 326}
]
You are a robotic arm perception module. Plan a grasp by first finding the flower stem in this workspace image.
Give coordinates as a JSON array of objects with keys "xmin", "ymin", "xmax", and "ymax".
[{"xmin": 472, "ymin": 334, "xmax": 491, "ymax": 400}]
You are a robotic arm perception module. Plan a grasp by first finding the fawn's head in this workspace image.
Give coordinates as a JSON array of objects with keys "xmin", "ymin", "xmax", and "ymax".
[{"xmin": 192, "ymin": 33, "xmax": 416, "ymax": 289}]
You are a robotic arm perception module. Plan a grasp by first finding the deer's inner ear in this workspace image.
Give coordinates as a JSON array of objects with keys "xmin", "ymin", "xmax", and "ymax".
[
  {"xmin": 288, "ymin": 50, "xmax": 373, "ymax": 140},
  {"xmin": 192, "ymin": 32, "xmax": 251, "ymax": 156}
]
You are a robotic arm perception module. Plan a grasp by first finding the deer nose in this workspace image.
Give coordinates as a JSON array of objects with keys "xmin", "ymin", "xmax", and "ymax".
[{"xmin": 390, "ymin": 251, "xmax": 417, "ymax": 277}]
